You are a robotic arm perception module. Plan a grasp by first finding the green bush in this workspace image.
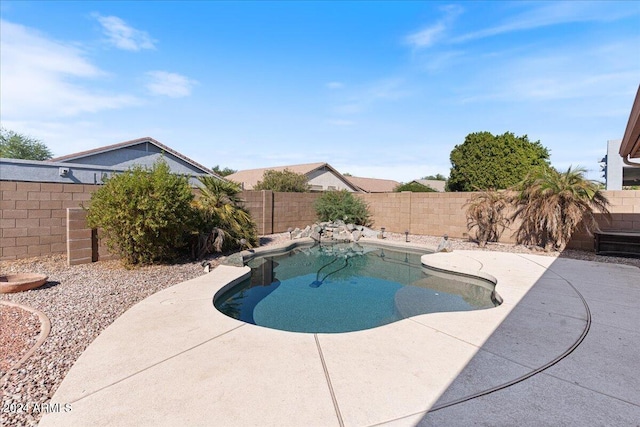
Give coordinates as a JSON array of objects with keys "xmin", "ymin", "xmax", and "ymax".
[
  {"xmin": 86, "ymin": 159, "xmax": 196, "ymax": 266},
  {"xmin": 253, "ymin": 169, "xmax": 309, "ymax": 192},
  {"xmin": 394, "ymin": 182, "xmax": 437, "ymax": 192},
  {"xmin": 194, "ymin": 176, "xmax": 258, "ymax": 256},
  {"xmin": 314, "ymin": 190, "xmax": 371, "ymax": 226},
  {"xmin": 447, "ymin": 131, "xmax": 550, "ymax": 191},
  {"xmin": 1, "ymin": 128, "xmax": 53, "ymax": 160}
]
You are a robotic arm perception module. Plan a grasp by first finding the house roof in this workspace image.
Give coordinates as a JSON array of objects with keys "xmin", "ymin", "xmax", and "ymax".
[
  {"xmin": 49, "ymin": 137, "xmax": 218, "ymax": 176},
  {"xmin": 411, "ymin": 179, "xmax": 447, "ymax": 192},
  {"xmin": 227, "ymin": 162, "xmax": 358, "ymax": 191},
  {"xmin": 619, "ymin": 84, "xmax": 640, "ymax": 162},
  {"xmin": 346, "ymin": 176, "xmax": 400, "ymax": 193}
]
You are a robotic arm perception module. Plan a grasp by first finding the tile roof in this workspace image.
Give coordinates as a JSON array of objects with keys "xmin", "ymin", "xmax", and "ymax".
[
  {"xmin": 412, "ymin": 179, "xmax": 447, "ymax": 192},
  {"xmin": 227, "ymin": 162, "xmax": 357, "ymax": 190},
  {"xmin": 48, "ymin": 137, "xmax": 218, "ymax": 177},
  {"xmin": 345, "ymin": 176, "xmax": 400, "ymax": 193}
]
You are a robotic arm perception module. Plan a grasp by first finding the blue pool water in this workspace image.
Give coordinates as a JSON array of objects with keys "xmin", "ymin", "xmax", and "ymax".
[{"xmin": 214, "ymin": 243, "xmax": 500, "ymax": 333}]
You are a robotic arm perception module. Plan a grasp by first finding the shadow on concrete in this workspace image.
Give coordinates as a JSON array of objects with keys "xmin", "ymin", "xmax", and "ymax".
[{"xmin": 417, "ymin": 255, "xmax": 640, "ymax": 426}]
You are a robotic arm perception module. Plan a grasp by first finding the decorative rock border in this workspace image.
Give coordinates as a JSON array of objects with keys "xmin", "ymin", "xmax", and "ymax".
[{"xmin": 0, "ymin": 301, "xmax": 51, "ymax": 386}]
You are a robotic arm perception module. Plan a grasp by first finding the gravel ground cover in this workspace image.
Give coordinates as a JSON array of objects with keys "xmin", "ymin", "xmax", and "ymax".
[
  {"xmin": 1, "ymin": 232, "xmax": 638, "ymax": 426},
  {"xmin": 0, "ymin": 305, "xmax": 40, "ymax": 373}
]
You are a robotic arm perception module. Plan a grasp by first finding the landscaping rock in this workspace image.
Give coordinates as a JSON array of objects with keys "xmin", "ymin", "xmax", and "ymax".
[{"xmin": 436, "ymin": 235, "xmax": 453, "ymax": 252}]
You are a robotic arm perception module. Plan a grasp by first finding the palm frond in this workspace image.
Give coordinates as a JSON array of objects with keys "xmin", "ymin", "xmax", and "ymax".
[
  {"xmin": 193, "ymin": 176, "xmax": 258, "ymax": 256},
  {"xmin": 511, "ymin": 166, "xmax": 610, "ymax": 251}
]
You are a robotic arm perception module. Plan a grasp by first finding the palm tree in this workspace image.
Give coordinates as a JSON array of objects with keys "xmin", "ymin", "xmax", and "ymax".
[
  {"xmin": 510, "ymin": 166, "xmax": 610, "ymax": 252},
  {"xmin": 194, "ymin": 176, "xmax": 258, "ymax": 258},
  {"xmin": 464, "ymin": 189, "xmax": 510, "ymax": 247}
]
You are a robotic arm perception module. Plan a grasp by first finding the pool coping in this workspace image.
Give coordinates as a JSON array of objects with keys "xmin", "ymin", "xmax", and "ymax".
[{"xmin": 39, "ymin": 244, "xmax": 639, "ymax": 426}]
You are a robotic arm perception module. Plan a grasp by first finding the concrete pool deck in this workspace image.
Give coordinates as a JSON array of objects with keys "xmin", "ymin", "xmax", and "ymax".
[{"xmin": 40, "ymin": 245, "xmax": 640, "ymax": 426}]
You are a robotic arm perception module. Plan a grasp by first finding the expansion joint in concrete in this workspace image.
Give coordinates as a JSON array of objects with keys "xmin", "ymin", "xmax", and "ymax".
[{"xmin": 314, "ymin": 334, "xmax": 344, "ymax": 427}]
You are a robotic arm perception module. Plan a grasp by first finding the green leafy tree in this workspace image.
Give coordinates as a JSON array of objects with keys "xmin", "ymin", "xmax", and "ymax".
[
  {"xmin": 464, "ymin": 190, "xmax": 510, "ymax": 247},
  {"xmin": 211, "ymin": 165, "xmax": 237, "ymax": 177},
  {"xmin": 193, "ymin": 176, "xmax": 258, "ymax": 256},
  {"xmin": 447, "ymin": 131, "xmax": 550, "ymax": 192},
  {"xmin": 86, "ymin": 159, "xmax": 196, "ymax": 266},
  {"xmin": 254, "ymin": 169, "xmax": 309, "ymax": 192},
  {"xmin": 510, "ymin": 166, "xmax": 610, "ymax": 252},
  {"xmin": 422, "ymin": 174, "xmax": 447, "ymax": 181},
  {"xmin": 0, "ymin": 128, "xmax": 53, "ymax": 160},
  {"xmin": 314, "ymin": 190, "xmax": 371, "ymax": 226},
  {"xmin": 394, "ymin": 182, "xmax": 437, "ymax": 192}
]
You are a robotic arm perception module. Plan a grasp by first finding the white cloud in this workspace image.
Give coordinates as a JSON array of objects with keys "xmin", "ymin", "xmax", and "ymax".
[
  {"xmin": 453, "ymin": 2, "xmax": 639, "ymax": 44},
  {"xmin": 458, "ymin": 39, "xmax": 640, "ymax": 105},
  {"xmin": 406, "ymin": 5, "xmax": 463, "ymax": 49},
  {"xmin": 0, "ymin": 19, "xmax": 141, "ymax": 120},
  {"xmin": 406, "ymin": 23, "xmax": 446, "ymax": 49},
  {"xmin": 94, "ymin": 14, "xmax": 156, "ymax": 51},
  {"xmin": 145, "ymin": 71, "xmax": 198, "ymax": 98}
]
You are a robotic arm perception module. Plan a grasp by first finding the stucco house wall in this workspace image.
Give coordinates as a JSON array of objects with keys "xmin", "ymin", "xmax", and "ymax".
[
  {"xmin": 58, "ymin": 141, "xmax": 205, "ymax": 177},
  {"xmin": 307, "ymin": 168, "xmax": 356, "ymax": 191}
]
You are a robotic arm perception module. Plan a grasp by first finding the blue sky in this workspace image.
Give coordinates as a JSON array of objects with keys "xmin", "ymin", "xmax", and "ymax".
[{"xmin": 1, "ymin": 1, "xmax": 639, "ymax": 182}]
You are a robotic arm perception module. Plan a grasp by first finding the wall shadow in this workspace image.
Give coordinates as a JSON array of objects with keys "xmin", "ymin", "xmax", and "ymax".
[{"xmin": 414, "ymin": 254, "xmax": 640, "ymax": 425}]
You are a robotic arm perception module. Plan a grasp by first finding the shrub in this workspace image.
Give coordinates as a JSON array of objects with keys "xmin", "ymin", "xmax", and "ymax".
[
  {"xmin": 464, "ymin": 190, "xmax": 510, "ymax": 247},
  {"xmin": 86, "ymin": 159, "xmax": 196, "ymax": 266},
  {"xmin": 193, "ymin": 176, "xmax": 258, "ymax": 257},
  {"xmin": 314, "ymin": 190, "xmax": 371, "ymax": 226},
  {"xmin": 447, "ymin": 131, "xmax": 550, "ymax": 191},
  {"xmin": 394, "ymin": 182, "xmax": 437, "ymax": 192},
  {"xmin": 0, "ymin": 128, "xmax": 53, "ymax": 160},
  {"xmin": 253, "ymin": 169, "xmax": 309, "ymax": 192}
]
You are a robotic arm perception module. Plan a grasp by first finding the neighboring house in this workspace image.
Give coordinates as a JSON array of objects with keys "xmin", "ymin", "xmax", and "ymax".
[
  {"xmin": 602, "ymin": 139, "xmax": 640, "ymax": 190},
  {"xmin": 49, "ymin": 137, "xmax": 218, "ymax": 180},
  {"xmin": 1, "ymin": 137, "xmax": 220, "ymax": 185},
  {"xmin": 346, "ymin": 176, "xmax": 400, "ymax": 193},
  {"xmin": 227, "ymin": 162, "xmax": 359, "ymax": 192},
  {"xmin": 603, "ymin": 85, "xmax": 640, "ymax": 189},
  {"xmin": 407, "ymin": 179, "xmax": 447, "ymax": 192}
]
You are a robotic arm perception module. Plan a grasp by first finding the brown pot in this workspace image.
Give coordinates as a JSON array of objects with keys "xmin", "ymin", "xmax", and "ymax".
[{"xmin": 0, "ymin": 274, "xmax": 48, "ymax": 293}]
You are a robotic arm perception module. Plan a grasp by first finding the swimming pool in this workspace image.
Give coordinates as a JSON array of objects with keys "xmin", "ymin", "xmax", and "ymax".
[{"xmin": 214, "ymin": 242, "xmax": 501, "ymax": 333}]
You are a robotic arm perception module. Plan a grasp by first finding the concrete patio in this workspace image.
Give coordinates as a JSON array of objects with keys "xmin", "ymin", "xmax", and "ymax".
[{"xmin": 39, "ymin": 244, "xmax": 640, "ymax": 426}]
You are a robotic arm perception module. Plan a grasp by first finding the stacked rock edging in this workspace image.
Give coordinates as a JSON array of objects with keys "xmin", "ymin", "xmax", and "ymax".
[{"xmin": 288, "ymin": 221, "xmax": 380, "ymax": 243}]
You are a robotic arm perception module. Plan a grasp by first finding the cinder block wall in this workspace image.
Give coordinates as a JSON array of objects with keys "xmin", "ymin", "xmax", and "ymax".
[
  {"xmin": 67, "ymin": 208, "xmax": 94, "ymax": 265},
  {"xmin": 359, "ymin": 190, "xmax": 639, "ymax": 249},
  {"xmin": 357, "ymin": 191, "xmax": 526, "ymax": 243},
  {"xmin": 1, "ymin": 182, "xmax": 96, "ymax": 260},
  {"xmin": 273, "ymin": 192, "xmax": 321, "ymax": 232},
  {"xmin": 240, "ymin": 191, "xmax": 321, "ymax": 235},
  {"xmin": 2, "ymin": 183, "xmax": 638, "ymax": 261},
  {"xmin": 568, "ymin": 190, "xmax": 640, "ymax": 250},
  {"xmin": 241, "ymin": 190, "xmax": 270, "ymax": 235}
]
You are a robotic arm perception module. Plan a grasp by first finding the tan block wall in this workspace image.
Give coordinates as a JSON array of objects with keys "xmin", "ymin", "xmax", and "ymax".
[
  {"xmin": 2, "ymin": 183, "xmax": 638, "ymax": 261},
  {"xmin": 273, "ymin": 192, "xmax": 321, "ymax": 232},
  {"xmin": 1, "ymin": 181, "xmax": 98, "ymax": 261},
  {"xmin": 240, "ymin": 191, "xmax": 321, "ymax": 234},
  {"xmin": 240, "ymin": 190, "xmax": 640, "ymax": 249},
  {"xmin": 241, "ymin": 190, "xmax": 271, "ymax": 235},
  {"xmin": 568, "ymin": 190, "xmax": 640, "ymax": 250},
  {"xmin": 67, "ymin": 208, "xmax": 94, "ymax": 265},
  {"xmin": 359, "ymin": 192, "xmax": 490, "ymax": 240}
]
